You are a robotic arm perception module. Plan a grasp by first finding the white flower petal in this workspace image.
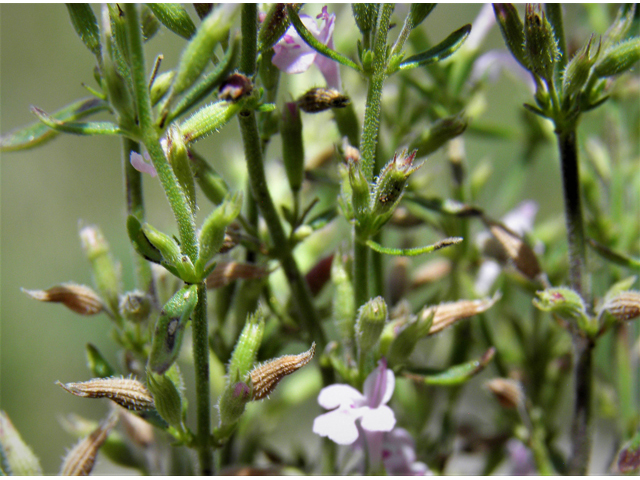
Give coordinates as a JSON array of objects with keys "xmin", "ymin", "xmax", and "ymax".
[
  {"xmin": 363, "ymin": 366, "xmax": 395, "ymax": 407},
  {"xmin": 360, "ymin": 405, "xmax": 396, "ymax": 432},
  {"xmin": 313, "ymin": 409, "xmax": 359, "ymax": 445},
  {"xmin": 475, "ymin": 260, "xmax": 501, "ymax": 296},
  {"xmin": 317, "ymin": 384, "xmax": 364, "ymax": 409}
]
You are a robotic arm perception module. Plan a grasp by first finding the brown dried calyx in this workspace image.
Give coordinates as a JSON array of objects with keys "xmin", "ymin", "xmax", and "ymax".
[
  {"xmin": 22, "ymin": 283, "xmax": 103, "ymax": 315},
  {"xmin": 249, "ymin": 343, "xmax": 316, "ymax": 400},
  {"xmin": 57, "ymin": 376, "xmax": 155, "ymax": 411},
  {"xmin": 60, "ymin": 411, "xmax": 118, "ymax": 476},
  {"xmin": 421, "ymin": 293, "xmax": 501, "ymax": 335}
]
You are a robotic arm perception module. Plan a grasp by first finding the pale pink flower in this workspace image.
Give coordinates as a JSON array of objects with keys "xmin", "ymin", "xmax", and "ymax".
[
  {"xmin": 313, "ymin": 359, "xmax": 395, "ymax": 445},
  {"xmin": 381, "ymin": 428, "xmax": 432, "ymax": 476},
  {"xmin": 129, "ymin": 138, "xmax": 169, "ymax": 178},
  {"xmin": 272, "ymin": 6, "xmax": 341, "ymax": 90}
]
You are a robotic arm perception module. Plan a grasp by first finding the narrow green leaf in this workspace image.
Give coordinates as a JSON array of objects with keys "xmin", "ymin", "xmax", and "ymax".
[
  {"xmin": 409, "ymin": 348, "xmax": 495, "ymax": 386},
  {"xmin": 399, "ymin": 24, "xmax": 471, "ymax": 71},
  {"xmin": 1, "ymin": 98, "xmax": 108, "ymax": 152},
  {"xmin": 588, "ymin": 238, "xmax": 640, "ymax": 269},
  {"xmin": 287, "ymin": 5, "xmax": 362, "ymax": 73},
  {"xmin": 366, "ymin": 237, "xmax": 463, "ymax": 256},
  {"xmin": 147, "ymin": 3, "xmax": 196, "ymax": 40},
  {"xmin": 31, "ymin": 106, "xmax": 127, "ymax": 137},
  {"xmin": 66, "ymin": 4, "xmax": 101, "ymax": 56}
]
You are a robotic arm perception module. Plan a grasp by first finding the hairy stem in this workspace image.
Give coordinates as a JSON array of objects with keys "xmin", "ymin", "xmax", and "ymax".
[
  {"xmin": 193, "ymin": 283, "xmax": 213, "ymax": 475},
  {"xmin": 354, "ymin": 237, "xmax": 369, "ymax": 310}
]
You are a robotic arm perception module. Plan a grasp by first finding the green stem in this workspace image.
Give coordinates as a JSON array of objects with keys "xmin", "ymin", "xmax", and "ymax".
[
  {"xmin": 354, "ymin": 236, "xmax": 369, "ymax": 310},
  {"xmin": 123, "ymin": 3, "xmax": 198, "ymax": 262},
  {"xmin": 122, "ymin": 137, "xmax": 152, "ymax": 293},
  {"xmin": 193, "ymin": 283, "xmax": 213, "ymax": 475},
  {"xmin": 359, "ymin": 3, "xmax": 393, "ymax": 181},
  {"xmin": 239, "ymin": 4, "xmax": 257, "ymax": 75}
]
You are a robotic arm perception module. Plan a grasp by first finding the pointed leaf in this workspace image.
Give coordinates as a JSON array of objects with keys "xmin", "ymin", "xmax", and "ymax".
[
  {"xmin": 66, "ymin": 4, "xmax": 101, "ymax": 56},
  {"xmin": 407, "ymin": 348, "xmax": 495, "ymax": 386},
  {"xmin": 31, "ymin": 106, "xmax": 126, "ymax": 137},
  {"xmin": 147, "ymin": 3, "xmax": 196, "ymax": 39},
  {"xmin": 1, "ymin": 98, "xmax": 108, "ymax": 152},
  {"xmin": 399, "ymin": 24, "xmax": 471, "ymax": 71},
  {"xmin": 366, "ymin": 237, "xmax": 462, "ymax": 256}
]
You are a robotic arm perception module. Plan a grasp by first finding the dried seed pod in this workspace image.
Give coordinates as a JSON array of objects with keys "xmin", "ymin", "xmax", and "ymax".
[
  {"xmin": 485, "ymin": 378, "xmax": 524, "ymax": 409},
  {"xmin": 410, "ymin": 258, "xmax": 452, "ymax": 288},
  {"xmin": 57, "ymin": 376, "xmax": 155, "ymax": 411},
  {"xmin": 22, "ymin": 283, "xmax": 103, "ymax": 315},
  {"xmin": 483, "ymin": 217, "xmax": 542, "ymax": 281},
  {"xmin": 603, "ymin": 291, "xmax": 640, "ymax": 322},
  {"xmin": 249, "ymin": 343, "xmax": 316, "ymax": 400},
  {"xmin": 297, "ymin": 88, "xmax": 350, "ymax": 113},
  {"xmin": 60, "ymin": 411, "xmax": 118, "ymax": 476},
  {"xmin": 117, "ymin": 407, "xmax": 155, "ymax": 448},
  {"xmin": 424, "ymin": 293, "xmax": 500, "ymax": 335},
  {"xmin": 0, "ymin": 411, "xmax": 43, "ymax": 475},
  {"xmin": 205, "ymin": 261, "xmax": 269, "ymax": 289}
]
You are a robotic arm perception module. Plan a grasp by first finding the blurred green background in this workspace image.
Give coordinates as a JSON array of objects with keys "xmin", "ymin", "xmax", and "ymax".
[{"xmin": 1, "ymin": 4, "xmax": 631, "ymax": 474}]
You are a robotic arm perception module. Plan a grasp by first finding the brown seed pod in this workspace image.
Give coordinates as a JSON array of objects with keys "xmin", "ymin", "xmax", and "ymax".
[
  {"xmin": 485, "ymin": 378, "xmax": 524, "ymax": 409},
  {"xmin": 410, "ymin": 258, "xmax": 452, "ymax": 288},
  {"xmin": 423, "ymin": 293, "xmax": 500, "ymax": 335},
  {"xmin": 483, "ymin": 217, "xmax": 542, "ymax": 280},
  {"xmin": 205, "ymin": 261, "xmax": 269, "ymax": 289},
  {"xmin": 57, "ymin": 376, "xmax": 155, "ymax": 411},
  {"xmin": 297, "ymin": 88, "xmax": 350, "ymax": 113},
  {"xmin": 60, "ymin": 411, "xmax": 118, "ymax": 476},
  {"xmin": 249, "ymin": 343, "xmax": 316, "ymax": 400},
  {"xmin": 604, "ymin": 291, "xmax": 640, "ymax": 322},
  {"xmin": 22, "ymin": 283, "xmax": 103, "ymax": 315}
]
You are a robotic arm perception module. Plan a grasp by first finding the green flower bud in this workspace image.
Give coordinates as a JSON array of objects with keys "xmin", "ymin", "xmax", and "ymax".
[
  {"xmin": 226, "ymin": 311, "xmax": 265, "ymax": 384},
  {"xmin": 119, "ymin": 290, "xmax": 151, "ymax": 323},
  {"xmin": 493, "ymin": 4, "xmax": 528, "ymax": 69},
  {"xmin": 331, "ymin": 254, "xmax": 356, "ymax": 342},
  {"xmin": 355, "ymin": 296, "xmax": 388, "ymax": 355},
  {"xmin": 258, "ymin": 3, "xmax": 293, "ymax": 52},
  {"xmin": 594, "ymin": 38, "xmax": 640, "ymax": 78},
  {"xmin": 179, "ymin": 100, "xmax": 245, "ymax": 144},
  {"xmin": 85, "ymin": 343, "xmax": 116, "ymax": 378},
  {"xmin": 218, "ymin": 381, "xmax": 251, "ymax": 427},
  {"xmin": 167, "ymin": 126, "xmax": 196, "ymax": 213},
  {"xmin": 352, "ymin": 4, "xmax": 379, "ymax": 34},
  {"xmin": 79, "ymin": 223, "xmax": 122, "ymax": 318},
  {"xmin": 361, "ymin": 48, "xmax": 375, "ymax": 73},
  {"xmin": 524, "ymin": 4, "xmax": 560, "ymax": 81},
  {"xmin": 171, "ymin": 4, "xmax": 240, "ymax": 97},
  {"xmin": 150, "ymin": 71, "xmax": 175, "ymax": 106},
  {"xmin": 190, "ymin": 150, "xmax": 230, "ymax": 205},
  {"xmin": 386, "ymin": 310, "xmax": 434, "ymax": 366},
  {"xmin": 147, "ymin": 3, "xmax": 196, "ymax": 40},
  {"xmin": 66, "ymin": 4, "xmax": 101, "ymax": 57},
  {"xmin": 533, "ymin": 287, "xmax": 596, "ymax": 336},
  {"xmin": 348, "ymin": 158, "xmax": 371, "ymax": 222},
  {"xmin": 147, "ymin": 371, "xmax": 184, "ymax": 431},
  {"xmin": 0, "ymin": 411, "xmax": 43, "ymax": 475},
  {"xmin": 197, "ymin": 192, "xmax": 243, "ymax": 274},
  {"xmin": 410, "ymin": 113, "xmax": 467, "ymax": 158},
  {"xmin": 562, "ymin": 35, "xmax": 600, "ymax": 98},
  {"xmin": 127, "ymin": 215, "xmax": 163, "ymax": 265},
  {"xmin": 369, "ymin": 150, "xmax": 421, "ymax": 234},
  {"xmin": 280, "ymin": 102, "xmax": 304, "ymax": 193},
  {"xmin": 148, "ymin": 285, "xmax": 198, "ymax": 374}
]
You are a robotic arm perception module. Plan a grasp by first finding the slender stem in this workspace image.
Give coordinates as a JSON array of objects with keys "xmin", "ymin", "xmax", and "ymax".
[
  {"xmin": 354, "ymin": 236, "xmax": 369, "ymax": 310},
  {"xmin": 123, "ymin": 3, "xmax": 198, "ymax": 262},
  {"xmin": 122, "ymin": 137, "xmax": 153, "ymax": 293},
  {"xmin": 556, "ymin": 126, "xmax": 593, "ymax": 474},
  {"xmin": 193, "ymin": 283, "xmax": 213, "ymax": 475},
  {"xmin": 359, "ymin": 3, "xmax": 393, "ymax": 181},
  {"xmin": 239, "ymin": 4, "xmax": 257, "ymax": 75}
]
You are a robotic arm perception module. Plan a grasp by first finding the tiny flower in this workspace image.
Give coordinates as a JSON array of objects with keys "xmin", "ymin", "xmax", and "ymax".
[
  {"xmin": 313, "ymin": 359, "xmax": 396, "ymax": 445},
  {"xmin": 272, "ymin": 6, "xmax": 341, "ymax": 90},
  {"xmin": 506, "ymin": 438, "xmax": 537, "ymax": 476},
  {"xmin": 382, "ymin": 428, "xmax": 432, "ymax": 476},
  {"xmin": 129, "ymin": 138, "xmax": 169, "ymax": 178}
]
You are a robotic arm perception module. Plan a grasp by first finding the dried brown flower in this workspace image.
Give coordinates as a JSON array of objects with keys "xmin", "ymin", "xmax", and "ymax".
[
  {"xmin": 410, "ymin": 258, "xmax": 452, "ymax": 288},
  {"xmin": 483, "ymin": 217, "xmax": 542, "ymax": 280},
  {"xmin": 57, "ymin": 376, "xmax": 155, "ymax": 411},
  {"xmin": 22, "ymin": 283, "xmax": 103, "ymax": 315},
  {"xmin": 485, "ymin": 378, "xmax": 524, "ymax": 409},
  {"xmin": 60, "ymin": 411, "xmax": 118, "ymax": 476},
  {"xmin": 205, "ymin": 261, "xmax": 269, "ymax": 289},
  {"xmin": 423, "ymin": 294, "xmax": 500, "ymax": 335},
  {"xmin": 249, "ymin": 343, "xmax": 316, "ymax": 400},
  {"xmin": 297, "ymin": 88, "xmax": 350, "ymax": 113}
]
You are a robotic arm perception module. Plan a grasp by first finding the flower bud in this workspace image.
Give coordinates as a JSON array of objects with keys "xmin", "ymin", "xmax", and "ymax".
[
  {"xmin": 352, "ymin": 4, "xmax": 379, "ymax": 34},
  {"xmin": 86, "ymin": 343, "xmax": 116, "ymax": 378},
  {"xmin": 493, "ymin": 4, "xmax": 528, "ymax": 69},
  {"xmin": 226, "ymin": 311, "xmax": 265, "ymax": 384},
  {"xmin": 141, "ymin": 223, "xmax": 182, "ymax": 267},
  {"xmin": 119, "ymin": 290, "xmax": 152, "ymax": 323},
  {"xmin": 171, "ymin": 4, "xmax": 239, "ymax": 97},
  {"xmin": 22, "ymin": 283, "xmax": 103, "ymax": 316},
  {"xmin": 249, "ymin": 343, "xmax": 316, "ymax": 400},
  {"xmin": 280, "ymin": 102, "xmax": 305, "ymax": 193},
  {"xmin": 57, "ymin": 376, "xmax": 155, "ymax": 411},
  {"xmin": 355, "ymin": 296, "xmax": 388, "ymax": 354},
  {"xmin": 148, "ymin": 285, "xmax": 198, "ymax": 374},
  {"xmin": 562, "ymin": 35, "xmax": 600, "ymax": 98},
  {"xmin": 197, "ymin": 192, "xmax": 243, "ymax": 274},
  {"xmin": 258, "ymin": 3, "xmax": 292, "ymax": 52},
  {"xmin": 348, "ymin": 158, "xmax": 371, "ymax": 221},
  {"xmin": 150, "ymin": 71, "xmax": 175, "ymax": 105},
  {"xmin": 594, "ymin": 38, "xmax": 640, "ymax": 78},
  {"xmin": 167, "ymin": 126, "xmax": 196, "ymax": 213},
  {"xmin": 147, "ymin": 3, "xmax": 196, "ymax": 40},
  {"xmin": 533, "ymin": 287, "xmax": 596, "ymax": 335},
  {"xmin": 523, "ymin": 4, "xmax": 559, "ymax": 81},
  {"xmin": 60, "ymin": 412, "xmax": 118, "ymax": 476},
  {"xmin": 218, "ymin": 381, "xmax": 251, "ymax": 426},
  {"xmin": 297, "ymin": 88, "xmax": 350, "ymax": 113},
  {"xmin": 485, "ymin": 378, "xmax": 524, "ymax": 409},
  {"xmin": 410, "ymin": 113, "xmax": 468, "ymax": 159},
  {"xmin": 79, "ymin": 223, "xmax": 122, "ymax": 318},
  {"xmin": 219, "ymin": 73, "xmax": 254, "ymax": 102},
  {"xmin": 0, "ymin": 411, "xmax": 43, "ymax": 475},
  {"xmin": 179, "ymin": 100, "xmax": 245, "ymax": 144},
  {"xmin": 146, "ymin": 371, "xmax": 184, "ymax": 431},
  {"xmin": 331, "ymin": 253, "xmax": 356, "ymax": 341},
  {"xmin": 424, "ymin": 294, "xmax": 500, "ymax": 335}
]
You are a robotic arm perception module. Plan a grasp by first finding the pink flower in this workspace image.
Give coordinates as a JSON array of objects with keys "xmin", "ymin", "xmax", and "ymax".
[
  {"xmin": 272, "ymin": 6, "xmax": 341, "ymax": 90},
  {"xmin": 313, "ymin": 359, "xmax": 396, "ymax": 445},
  {"xmin": 382, "ymin": 428, "xmax": 432, "ymax": 476},
  {"xmin": 129, "ymin": 138, "xmax": 170, "ymax": 178}
]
